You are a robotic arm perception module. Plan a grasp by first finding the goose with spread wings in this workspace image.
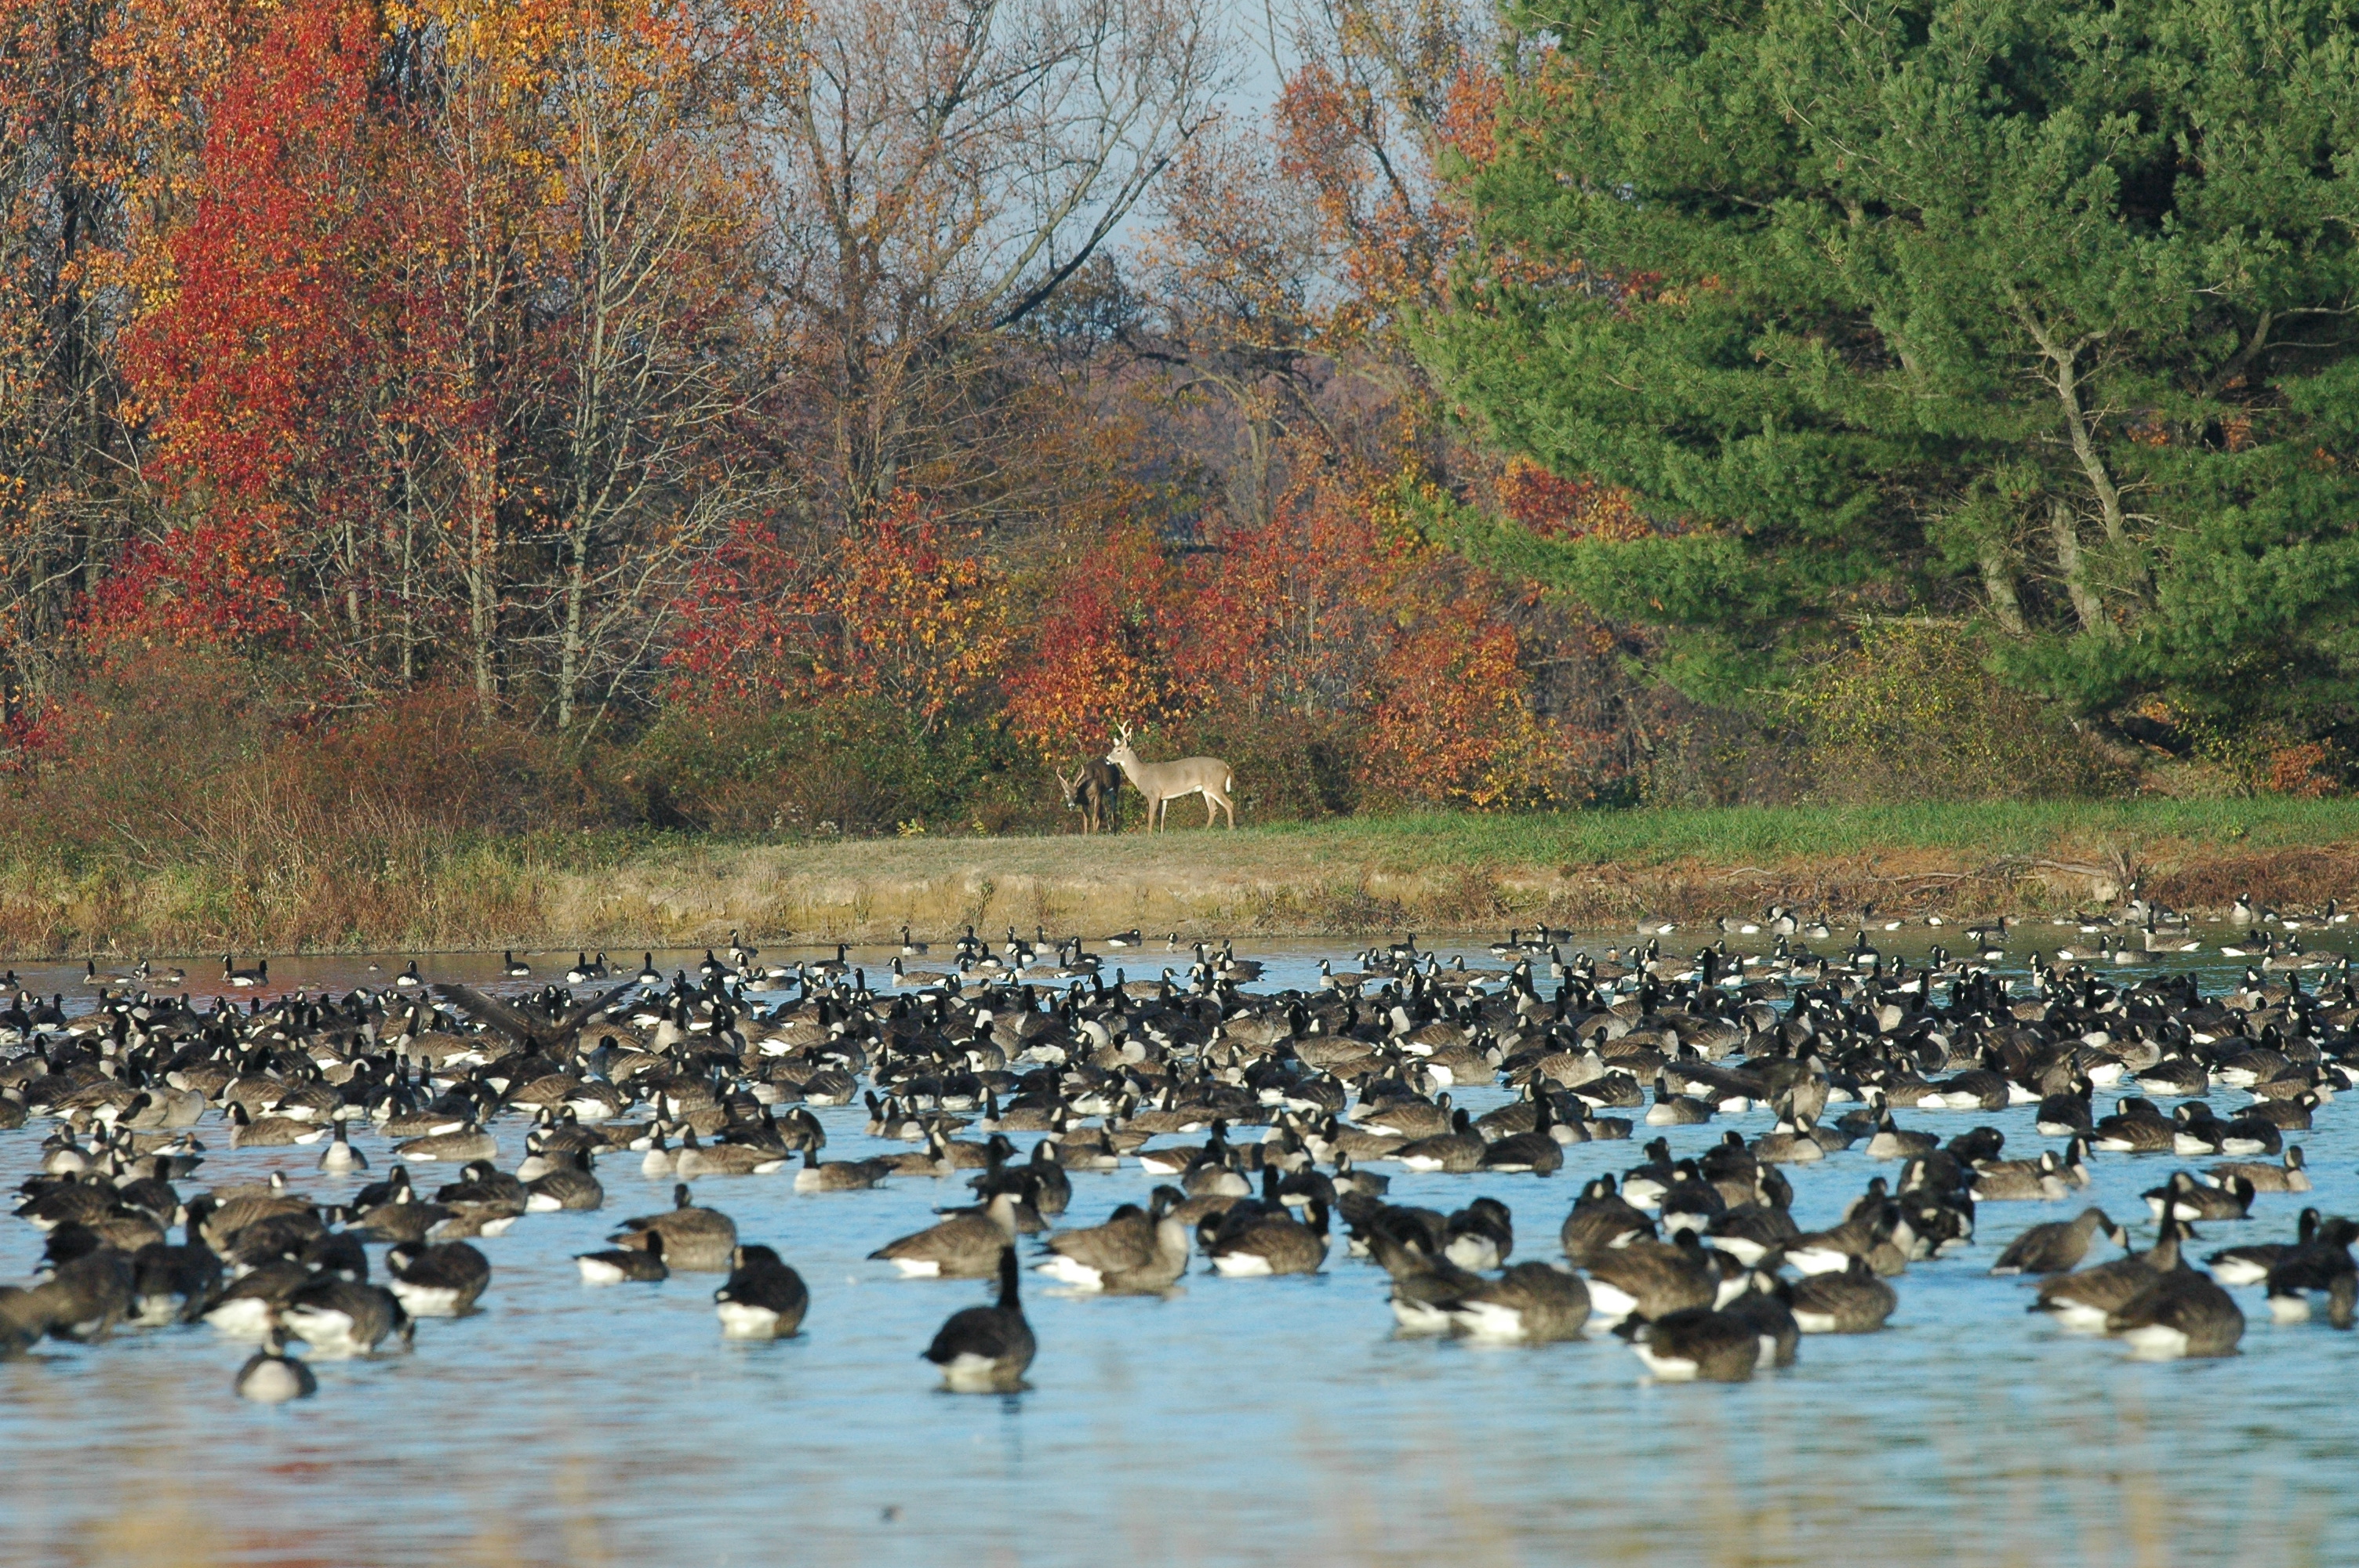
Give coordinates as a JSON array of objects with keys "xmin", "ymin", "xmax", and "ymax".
[{"xmin": 431, "ymin": 982, "xmax": 638, "ymax": 1054}]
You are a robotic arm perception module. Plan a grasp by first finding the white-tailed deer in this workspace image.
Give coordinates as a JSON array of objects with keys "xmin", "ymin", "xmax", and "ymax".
[
  {"xmin": 1105, "ymin": 725, "xmax": 1234, "ymax": 832},
  {"xmin": 1052, "ymin": 757, "xmax": 1123, "ymax": 833}
]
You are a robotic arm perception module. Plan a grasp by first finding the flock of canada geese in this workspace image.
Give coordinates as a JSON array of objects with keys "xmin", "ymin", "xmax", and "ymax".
[{"xmin": 2, "ymin": 890, "xmax": 2355, "ymax": 1401}]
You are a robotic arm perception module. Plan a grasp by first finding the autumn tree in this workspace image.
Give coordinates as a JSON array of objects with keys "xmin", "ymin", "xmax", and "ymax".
[
  {"xmin": 772, "ymin": 0, "xmax": 1230, "ymax": 527},
  {"xmin": 101, "ymin": 0, "xmax": 803, "ymax": 730},
  {"xmin": 0, "ymin": 0, "xmax": 144, "ymax": 700}
]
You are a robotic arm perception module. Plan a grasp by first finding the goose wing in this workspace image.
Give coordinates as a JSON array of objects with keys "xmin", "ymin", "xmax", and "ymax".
[{"xmin": 434, "ymin": 982, "xmax": 637, "ymax": 1049}]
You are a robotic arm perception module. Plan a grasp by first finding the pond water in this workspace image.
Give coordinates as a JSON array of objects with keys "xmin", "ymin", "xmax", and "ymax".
[{"xmin": 1, "ymin": 929, "xmax": 2354, "ymax": 1568}]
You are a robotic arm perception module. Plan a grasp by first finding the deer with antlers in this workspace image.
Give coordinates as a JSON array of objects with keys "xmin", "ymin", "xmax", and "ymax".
[
  {"xmin": 1104, "ymin": 724, "xmax": 1235, "ymax": 833},
  {"xmin": 1053, "ymin": 757, "xmax": 1124, "ymax": 834}
]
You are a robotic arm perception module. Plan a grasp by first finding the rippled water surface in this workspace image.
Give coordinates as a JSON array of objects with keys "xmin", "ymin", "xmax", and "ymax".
[{"xmin": 3, "ymin": 930, "xmax": 2357, "ymax": 1568}]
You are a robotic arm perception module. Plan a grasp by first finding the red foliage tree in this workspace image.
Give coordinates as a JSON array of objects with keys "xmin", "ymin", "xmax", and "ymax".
[
  {"xmin": 1001, "ymin": 523, "xmax": 1198, "ymax": 756},
  {"xmin": 107, "ymin": 0, "xmax": 387, "ymax": 655}
]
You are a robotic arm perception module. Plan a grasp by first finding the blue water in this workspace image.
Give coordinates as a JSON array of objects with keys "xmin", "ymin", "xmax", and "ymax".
[{"xmin": 0, "ymin": 931, "xmax": 2352, "ymax": 1568}]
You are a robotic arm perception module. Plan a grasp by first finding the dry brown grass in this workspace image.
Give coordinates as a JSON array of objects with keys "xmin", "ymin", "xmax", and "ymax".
[{"xmin": 5, "ymin": 799, "xmax": 2359, "ymax": 958}]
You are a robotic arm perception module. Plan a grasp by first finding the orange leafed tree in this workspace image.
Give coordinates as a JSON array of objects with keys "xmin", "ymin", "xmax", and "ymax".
[
  {"xmin": 1001, "ymin": 521, "xmax": 1200, "ymax": 756},
  {"xmin": 104, "ymin": 0, "xmax": 388, "ymax": 655},
  {"xmin": 813, "ymin": 492, "xmax": 1009, "ymax": 728},
  {"xmin": 670, "ymin": 491, "xmax": 1009, "ymax": 732}
]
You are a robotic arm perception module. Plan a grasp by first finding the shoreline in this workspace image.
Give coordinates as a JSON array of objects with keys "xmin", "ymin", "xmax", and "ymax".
[{"xmin": 6, "ymin": 800, "xmax": 2359, "ymax": 959}]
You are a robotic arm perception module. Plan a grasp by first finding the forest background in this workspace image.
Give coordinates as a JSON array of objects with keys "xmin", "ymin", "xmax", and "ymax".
[{"xmin": 5, "ymin": 0, "xmax": 2359, "ymax": 949}]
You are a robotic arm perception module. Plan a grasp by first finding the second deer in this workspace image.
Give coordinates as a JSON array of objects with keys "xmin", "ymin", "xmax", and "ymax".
[
  {"xmin": 1053, "ymin": 757, "xmax": 1123, "ymax": 834},
  {"xmin": 1104, "ymin": 725, "xmax": 1235, "ymax": 832}
]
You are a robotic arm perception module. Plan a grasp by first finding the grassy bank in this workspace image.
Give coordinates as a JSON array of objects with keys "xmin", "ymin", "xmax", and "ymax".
[{"xmin": 7, "ymin": 798, "xmax": 2359, "ymax": 959}]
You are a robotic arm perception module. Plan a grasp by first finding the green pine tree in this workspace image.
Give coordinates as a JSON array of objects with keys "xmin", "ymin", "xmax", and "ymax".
[{"xmin": 1417, "ymin": 0, "xmax": 2359, "ymax": 742}]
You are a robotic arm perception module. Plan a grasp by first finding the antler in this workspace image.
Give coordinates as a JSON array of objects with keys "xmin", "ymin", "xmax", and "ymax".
[{"xmin": 1114, "ymin": 722, "xmax": 1133, "ymax": 744}]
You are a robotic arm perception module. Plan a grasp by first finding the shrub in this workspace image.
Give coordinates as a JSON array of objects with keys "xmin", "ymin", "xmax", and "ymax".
[
  {"xmin": 630, "ymin": 696, "xmax": 1049, "ymax": 836},
  {"xmin": 1784, "ymin": 622, "xmax": 2119, "ymax": 803}
]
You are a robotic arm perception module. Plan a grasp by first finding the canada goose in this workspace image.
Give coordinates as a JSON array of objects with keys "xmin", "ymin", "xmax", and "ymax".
[
  {"xmin": 1206, "ymin": 1197, "xmax": 1329, "ymax": 1276},
  {"xmin": 1478, "ymin": 1094, "xmax": 1563, "ymax": 1174},
  {"xmin": 2107, "ymin": 1269, "xmax": 2245, "ymax": 1359},
  {"xmin": 612, "ymin": 1185, "xmax": 738, "ymax": 1272},
  {"xmin": 2260, "ymin": 1218, "xmax": 2359, "ymax": 1326},
  {"xmin": 1784, "ymin": 1202, "xmax": 1906, "ymax": 1278},
  {"xmin": 1705, "ymin": 1200, "xmax": 1800, "ymax": 1268},
  {"xmin": 1864, "ymin": 1105, "xmax": 1939, "ymax": 1160},
  {"xmin": 636, "ymin": 953, "xmax": 663, "ymax": 985},
  {"xmin": 1969, "ymin": 1149, "xmax": 2073, "ymax": 1203},
  {"xmin": 673, "ymin": 1134, "xmax": 790, "ymax": 1178},
  {"xmin": 2091, "ymin": 1098, "xmax": 2175, "ymax": 1153},
  {"xmin": 222, "ymin": 954, "xmax": 267, "ymax": 987},
  {"xmin": 1394, "ymin": 1109, "xmax": 1486, "ymax": 1174},
  {"xmin": 29, "ymin": 1247, "xmax": 135, "ymax": 1341},
  {"xmin": 1443, "ymin": 1198, "xmax": 1514, "ymax": 1272},
  {"xmin": 1367, "ymin": 1228, "xmax": 1484, "ymax": 1333},
  {"xmin": 0, "ymin": 1283, "xmax": 49, "ymax": 1358},
  {"xmin": 317, "ymin": 1120, "xmax": 367, "ymax": 1174},
  {"xmin": 1751, "ymin": 1114, "xmax": 1829, "ymax": 1165},
  {"xmin": 227, "ymin": 1102, "xmax": 329, "ymax": 1150},
  {"xmin": 525, "ymin": 1150, "xmax": 605, "ymax": 1211},
  {"xmin": 1992, "ymin": 1209, "xmax": 2125, "ymax": 1276},
  {"xmin": 1559, "ymin": 1176, "xmax": 1657, "ymax": 1267},
  {"xmin": 2207, "ymin": 1209, "xmax": 2321, "ymax": 1286},
  {"xmin": 2143, "ymin": 1170, "xmax": 2253, "ymax": 1223},
  {"xmin": 715, "ymin": 1244, "xmax": 809, "ymax": 1338},
  {"xmin": 235, "ymin": 1328, "xmax": 318, "ymax": 1402},
  {"xmin": 2035, "ymin": 1222, "xmax": 2183, "ymax": 1330},
  {"xmin": 2034, "ymin": 1080, "xmax": 2095, "ymax": 1136},
  {"xmin": 1645, "ymin": 1073, "xmax": 1714, "ymax": 1127},
  {"xmin": 198, "ymin": 1258, "xmax": 309, "ymax": 1338},
  {"xmin": 577, "ymin": 1229, "xmax": 669, "ymax": 1283},
  {"xmin": 2244, "ymin": 1092, "xmax": 2321, "ymax": 1131},
  {"xmin": 1036, "ymin": 1188, "xmax": 1190, "ymax": 1293},
  {"xmin": 1009, "ymin": 1140, "xmax": 1072, "ymax": 1217},
  {"xmin": 1440, "ymin": 1261, "xmax": 1591, "ymax": 1342},
  {"xmin": 922, "ymin": 1244, "xmax": 1034, "ymax": 1391},
  {"xmin": 2207, "ymin": 1146, "xmax": 2310, "ymax": 1193},
  {"xmin": 1583, "ymin": 1231, "xmax": 1718, "ymax": 1328},
  {"xmin": 871, "ymin": 1189, "xmax": 1024, "ymax": 1277},
  {"xmin": 385, "ymin": 1240, "xmax": 491, "ymax": 1316},
  {"xmin": 502, "ymin": 950, "xmax": 532, "ymax": 978},
  {"xmin": 1619, "ymin": 1305, "xmax": 1761, "ymax": 1382},
  {"xmin": 347, "ymin": 1185, "xmax": 452, "ymax": 1245},
  {"xmin": 794, "ymin": 1144, "xmax": 889, "ymax": 1193},
  {"xmin": 281, "ymin": 1277, "xmax": 409, "ymax": 1357},
  {"xmin": 394, "ymin": 1125, "xmax": 496, "ymax": 1163},
  {"xmin": 1789, "ymin": 1257, "xmax": 1899, "ymax": 1333}
]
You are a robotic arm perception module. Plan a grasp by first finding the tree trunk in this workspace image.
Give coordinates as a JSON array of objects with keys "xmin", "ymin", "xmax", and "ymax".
[
  {"xmin": 2048, "ymin": 498, "xmax": 2105, "ymax": 633},
  {"xmin": 1978, "ymin": 545, "xmax": 2027, "ymax": 635},
  {"xmin": 460, "ymin": 429, "xmax": 500, "ymax": 714},
  {"xmin": 558, "ymin": 517, "xmax": 590, "ymax": 730}
]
